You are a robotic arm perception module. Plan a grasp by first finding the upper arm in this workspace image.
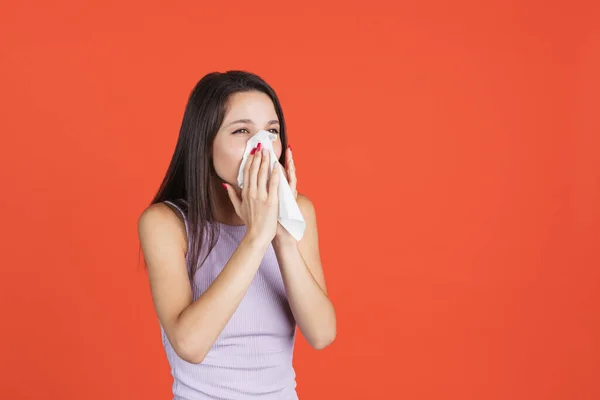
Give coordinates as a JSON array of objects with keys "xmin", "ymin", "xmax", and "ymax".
[
  {"xmin": 138, "ymin": 203, "xmax": 193, "ymax": 346},
  {"xmin": 296, "ymin": 193, "xmax": 328, "ymax": 294}
]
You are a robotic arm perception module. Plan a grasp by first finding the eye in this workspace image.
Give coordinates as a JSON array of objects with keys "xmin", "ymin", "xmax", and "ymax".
[
  {"xmin": 268, "ymin": 129, "xmax": 280, "ymax": 134},
  {"xmin": 233, "ymin": 128, "xmax": 250, "ymax": 134}
]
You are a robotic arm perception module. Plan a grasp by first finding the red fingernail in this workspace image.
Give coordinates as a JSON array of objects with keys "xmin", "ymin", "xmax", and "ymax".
[
  {"xmin": 288, "ymin": 144, "xmax": 292, "ymax": 151},
  {"xmin": 257, "ymin": 142, "xmax": 262, "ymax": 151},
  {"xmin": 250, "ymin": 147, "xmax": 257, "ymax": 155},
  {"xmin": 221, "ymin": 183, "xmax": 227, "ymax": 190}
]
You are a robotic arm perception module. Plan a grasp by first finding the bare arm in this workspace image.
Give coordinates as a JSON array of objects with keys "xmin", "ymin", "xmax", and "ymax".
[
  {"xmin": 138, "ymin": 203, "xmax": 269, "ymax": 364},
  {"xmin": 272, "ymin": 193, "xmax": 337, "ymax": 350}
]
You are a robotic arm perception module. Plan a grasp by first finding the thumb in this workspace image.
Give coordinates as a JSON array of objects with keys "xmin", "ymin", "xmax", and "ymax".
[{"xmin": 222, "ymin": 182, "xmax": 242, "ymax": 216}]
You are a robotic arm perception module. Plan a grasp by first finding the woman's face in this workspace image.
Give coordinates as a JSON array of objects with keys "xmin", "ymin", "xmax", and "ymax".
[{"xmin": 212, "ymin": 91, "xmax": 282, "ymax": 188}]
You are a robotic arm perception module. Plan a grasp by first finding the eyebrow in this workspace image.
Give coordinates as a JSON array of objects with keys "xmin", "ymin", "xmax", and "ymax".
[{"xmin": 226, "ymin": 119, "xmax": 279, "ymax": 127}]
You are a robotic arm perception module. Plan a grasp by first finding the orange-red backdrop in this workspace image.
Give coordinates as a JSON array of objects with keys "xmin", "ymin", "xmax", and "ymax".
[{"xmin": 1, "ymin": 0, "xmax": 599, "ymax": 399}]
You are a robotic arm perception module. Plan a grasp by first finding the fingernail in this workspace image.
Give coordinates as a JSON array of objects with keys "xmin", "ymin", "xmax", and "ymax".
[
  {"xmin": 221, "ymin": 183, "xmax": 227, "ymax": 190},
  {"xmin": 250, "ymin": 147, "xmax": 257, "ymax": 155},
  {"xmin": 288, "ymin": 144, "xmax": 292, "ymax": 151},
  {"xmin": 257, "ymin": 142, "xmax": 262, "ymax": 151}
]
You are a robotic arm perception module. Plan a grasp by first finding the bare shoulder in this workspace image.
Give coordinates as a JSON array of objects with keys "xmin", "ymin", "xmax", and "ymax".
[
  {"xmin": 138, "ymin": 202, "xmax": 188, "ymax": 264},
  {"xmin": 296, "ymin": 192, "xmax": 316, "ymax": 220}
]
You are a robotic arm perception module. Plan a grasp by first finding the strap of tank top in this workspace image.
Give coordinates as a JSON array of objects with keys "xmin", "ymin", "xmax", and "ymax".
[{"xmin": 163, "ymin": 200, "xmax": 189, "ymax": 242}]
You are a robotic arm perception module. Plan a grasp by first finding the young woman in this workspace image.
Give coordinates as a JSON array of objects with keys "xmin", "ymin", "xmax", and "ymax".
[{"xmin": 138, "ymin": 70, "xmax": 336, "ymax": 399}]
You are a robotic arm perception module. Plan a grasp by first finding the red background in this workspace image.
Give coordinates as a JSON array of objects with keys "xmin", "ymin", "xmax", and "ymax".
[{"xmin": 1, "ymin": 0, "xmax": 599, "ymax": 399}]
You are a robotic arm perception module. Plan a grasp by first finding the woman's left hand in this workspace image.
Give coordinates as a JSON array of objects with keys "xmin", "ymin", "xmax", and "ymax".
[{"xmin": 273, "ymin": 145, "xmax": 298, "ymax": 245}]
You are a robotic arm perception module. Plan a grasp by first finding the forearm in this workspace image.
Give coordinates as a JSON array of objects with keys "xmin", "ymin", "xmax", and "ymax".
[
  {"xmin": 273, "ymin": 241, "xmax": 336, "ymax": 350},
  {"xmin": 173, "ymin": 236, "xmax": 269, "ymax": 363}
]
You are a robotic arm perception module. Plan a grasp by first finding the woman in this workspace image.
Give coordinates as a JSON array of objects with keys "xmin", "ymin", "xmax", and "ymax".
[{"xmin": 138, "ymin": 70, "xmax": 336, "ymax": 399}]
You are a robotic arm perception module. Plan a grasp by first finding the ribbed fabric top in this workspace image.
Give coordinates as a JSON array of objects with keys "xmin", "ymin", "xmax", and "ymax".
[{"xmin": 160, "ymin": 200, "xmax": 298, "ymax": 400}]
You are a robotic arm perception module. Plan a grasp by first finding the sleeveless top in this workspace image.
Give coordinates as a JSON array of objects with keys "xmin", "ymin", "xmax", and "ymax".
[{"xmin": 160, "ymin": 200, "xmax": 298, "ymax": 400}]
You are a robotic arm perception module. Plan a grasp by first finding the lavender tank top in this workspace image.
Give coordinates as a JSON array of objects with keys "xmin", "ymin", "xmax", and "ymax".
[{"xmin": 160, "ymin": 200, "xmax": 299, "ymax": 400}]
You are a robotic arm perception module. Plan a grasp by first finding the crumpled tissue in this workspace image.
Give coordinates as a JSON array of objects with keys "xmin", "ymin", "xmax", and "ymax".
[{"xmin": 236, "ymin": 130, "xmax": 305, "ymax": 241}]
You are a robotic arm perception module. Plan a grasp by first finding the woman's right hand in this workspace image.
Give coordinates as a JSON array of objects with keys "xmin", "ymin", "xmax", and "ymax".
[{"xmin": 223, "ymin": 144, "xmax": 281, "ymax": 245}]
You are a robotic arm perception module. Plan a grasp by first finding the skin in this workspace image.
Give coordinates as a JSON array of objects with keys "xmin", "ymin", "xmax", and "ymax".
[{"xmin": 138, "ymin": 91, "xmax": 336, "ymax": 364}]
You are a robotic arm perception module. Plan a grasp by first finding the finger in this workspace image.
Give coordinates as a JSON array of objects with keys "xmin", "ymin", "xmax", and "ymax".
[
  {"xmin": 222, "ymin": 183, "xmax": 242, "ymax": 217},
  {"xmin": 257, "ymin": 148, "xmax": 270, "ymax": 200},
  {"xmin": 248, "ymin": 143, "xmax": 263, "ymax": 197},
  {"xmin": 242, "ymin": 146, "xmax": 255, "ymax": 198},
  {"xmin": 286, "ymin": 147, "xmax": 294, "ymax": 172},
  {"xmin": 287, "ymin": 148, "xmax": 297, "ymax": 194},
  {"xmin": 268, "ymin": 162, "xmax": 281, "ymax": 204}
]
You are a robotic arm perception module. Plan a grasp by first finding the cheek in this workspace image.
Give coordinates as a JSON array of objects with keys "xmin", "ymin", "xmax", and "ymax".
[{"xmin": 212, "ymin": 141, "xmax": 246, "ymax": 181}]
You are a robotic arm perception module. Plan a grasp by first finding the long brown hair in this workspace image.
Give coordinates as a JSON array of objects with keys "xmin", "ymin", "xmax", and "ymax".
[{"xmin": 139, "ymin": 70, "xmax": 288, "ymax": 289}]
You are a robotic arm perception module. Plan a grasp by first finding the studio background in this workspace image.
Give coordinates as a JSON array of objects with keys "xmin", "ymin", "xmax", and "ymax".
[{"xmin": 1, "ymin": 0, "xmax": 598, "ymax": 399}]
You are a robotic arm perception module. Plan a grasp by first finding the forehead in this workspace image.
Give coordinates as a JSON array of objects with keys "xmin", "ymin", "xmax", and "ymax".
[{"xmin": 223, "ymin": 91, "xmax": 277, "ymax": 121}]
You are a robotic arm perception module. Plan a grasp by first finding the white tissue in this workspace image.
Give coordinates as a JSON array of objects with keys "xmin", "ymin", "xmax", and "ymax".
[{"xmin": 236, "ymin": 130, "xmax": 306, "ymax": 241}]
